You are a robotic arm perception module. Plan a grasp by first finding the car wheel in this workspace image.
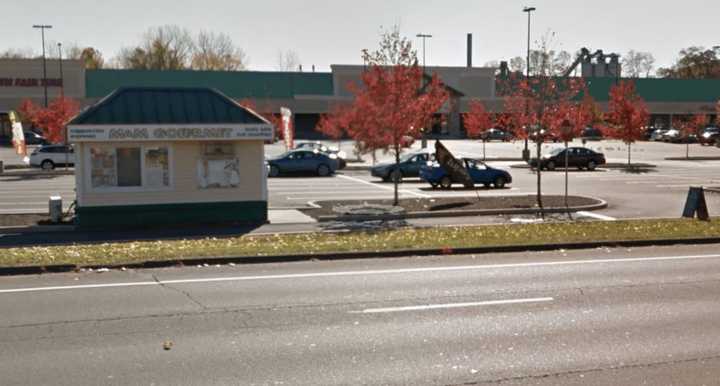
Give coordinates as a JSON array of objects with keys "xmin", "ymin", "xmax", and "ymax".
[
  {"xmin": 440, "ymin": 176, "xmax": 453, "ymax": 190},
  {"xmin": 41, "ymin": 160, "xmax": 55, "ymax": 170},
  {"xmin": 317, "ymin": 164, "xmax": 331, "ymax": 177},
  {"xmin": 587, "ymin": 161, "xmax": 597, "ymax": 171},
  {"xmin": 268, "ymin": 165, "xmax": 280, "ymax": 177},
  {"xmin": 430, "ymin": 182, "xmax": 438, "ymax": 189},
  {"xmin": 546, "ymin": 161, "xmax": 556, "ymax": 171},
  {"xmin": 483, "ymin": 183, "xmax": 491, "ymax": 189},
  {"xmin": 390, "ymin": 169, "xmax": 403, "ymax": 183},
  {"xmin": 494, "ymin": 177, "xmax": 506, "ymax": 189}
]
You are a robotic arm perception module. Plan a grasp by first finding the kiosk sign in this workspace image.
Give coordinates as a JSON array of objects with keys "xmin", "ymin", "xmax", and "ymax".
[{"xmin": 68, "ymin": 124, "xmax": 274, "ymax": 142}]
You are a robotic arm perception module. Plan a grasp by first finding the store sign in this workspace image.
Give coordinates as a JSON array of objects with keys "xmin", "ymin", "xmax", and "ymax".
[
  {"xmin": 68, "ymin": 124, "xmax": 274, "ymax": 142},
  {"xmin": 0, "ymin": 78, "xmax": 63, "ymax": 87}
]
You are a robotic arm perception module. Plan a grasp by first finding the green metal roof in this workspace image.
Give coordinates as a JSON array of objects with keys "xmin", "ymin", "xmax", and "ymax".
[
  {"xmin": 70, "ymin": 87, "xmax": 269, "ymax": 125},
  {"xmin": 585, "ymin": 77, "xmax": 720, "ymax": 102},
  {"xmin": 86, "ymin": 69, "xmax": 334, "ymax": 99}
]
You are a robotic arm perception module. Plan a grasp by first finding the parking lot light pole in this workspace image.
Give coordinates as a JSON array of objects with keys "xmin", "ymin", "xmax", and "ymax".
[
  {"xmin": 33, "ymin": 24, "xmax": 52, "ymax": 108},
  {"xmin": 58, "ymin": 42, "xmax": 69, "ymax": 171},
  {"xmin": 522, "ymin": 6, "xmax": 536, "ymax": 161},
  {"xmin": 417, "ymin": 33, "xmax": 432, "ymax": 149}
]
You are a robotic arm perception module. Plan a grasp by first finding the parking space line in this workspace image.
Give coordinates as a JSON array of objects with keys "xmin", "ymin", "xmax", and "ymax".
[
  {"xmin": 336, "ymin": 174, "xmax": 431, "ymax": 198},
  {"xmin": 349, "ymin": 297, "xmax": 554, "ymax": 314}
]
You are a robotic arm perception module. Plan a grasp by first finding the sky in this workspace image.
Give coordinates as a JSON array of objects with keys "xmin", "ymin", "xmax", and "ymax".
[{"xmin": 4, "ymin": 0, "xmax": 720, "ymax": 72}]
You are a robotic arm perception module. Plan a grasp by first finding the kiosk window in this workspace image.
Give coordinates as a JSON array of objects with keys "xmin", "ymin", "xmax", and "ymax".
[
  {"xmin": 89, "ymin": 145, "xmax": 171, "ymax": 190},
  {"xmin": 197, "ymin": 143, "xmax": 240, "ymax": 189}
]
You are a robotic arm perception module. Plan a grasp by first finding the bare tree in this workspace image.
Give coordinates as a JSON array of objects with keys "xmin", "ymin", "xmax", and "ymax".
[
  {"xmin": 361, "ymin": 25, "xmax": 417, "ymax": 66},
  {"xmin": 61, "ymin": 44, "xmax": 104, "ymax": 69},
  {"xmin": 623, "ymin": 50, "xmax": 655, "ymax": 78},
  {"xmin": 191, "ymin": 31, "xmax": 248, "ymax": 71},
  {"xmin": 117, "ymin": 25, "xmax": 195, "ymax": 70},
  {"xmin": 528, "ymin": 31, "xmax": 572, "ymax": 76},
  {"xmin": 0, "ymin": 48, "xmax": 35, "ymax": 59},
  {"xmin": 509, "ymin": 56, "xmax": 526, "ymax": 73},
  {"xmin": 277, "ymin": 50, "xmax": 301, "ymax": 71}
]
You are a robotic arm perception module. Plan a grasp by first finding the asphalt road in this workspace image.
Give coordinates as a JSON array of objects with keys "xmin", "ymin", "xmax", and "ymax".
[{"xmin": 2, "ymin": 244, "xmax": 720, "ymax": 385}]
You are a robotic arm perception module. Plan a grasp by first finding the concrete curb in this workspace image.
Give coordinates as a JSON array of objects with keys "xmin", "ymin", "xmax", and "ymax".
[
  {"xmin": 314, "ymin": 197, "xmax": 608, "ymax": 222},
  {"xmin": 1, "ymin": 235, "xmax": 719, "ymax": 277},
  {"xmin": 0, "ymin": 225, "xmax": 75, "ymax": 233},
  {"xmin": 510, "ymin": 163, "xmax": 657, "ymax": 170},
  {"xmin": 664, "ymin": 156, "xmax": 720, "ymax": 161},
  {"xmin": 0, "ymin": 169, "xmax": 75, "ymax": 177}
]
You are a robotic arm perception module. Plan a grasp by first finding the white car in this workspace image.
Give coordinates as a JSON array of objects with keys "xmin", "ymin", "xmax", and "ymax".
[{"xmin": 29, "ymin": 145, "xmax": 76, "ymax": 170}]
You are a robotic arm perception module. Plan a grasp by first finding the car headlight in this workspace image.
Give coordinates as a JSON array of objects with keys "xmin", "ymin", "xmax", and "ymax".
[
  {"xmin": 704, "ymin": 133, "xmax": 712, "ymax": 138},
  {"xmin": 337, "ymin": 151, "xmax": 347, "ymax": 159},
  {"xmin": 328, "ymin": 153, "xmax": 338, "ymax": 160}
]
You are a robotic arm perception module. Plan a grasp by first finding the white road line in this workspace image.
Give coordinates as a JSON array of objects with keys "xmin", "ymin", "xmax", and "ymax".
[
  {"xmin": 576, "ymin": 211, "xmax": 617, "ymax": 221},
  {"xmin": 336, "ymin": 174, "xmax": 431, "ymax": 198},
  {"xmin": 350, "ymin": 297, "xmax": 554, "ymax": 314},
  {"xmin": 2, "ymin": 253, "xmax": 720, "ymax": 295}
]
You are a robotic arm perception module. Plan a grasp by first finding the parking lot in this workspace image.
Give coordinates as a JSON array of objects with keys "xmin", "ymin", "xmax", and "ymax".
[{"xmin": 2, "ymin": 140, "xmax": 720, "ymax": 220}]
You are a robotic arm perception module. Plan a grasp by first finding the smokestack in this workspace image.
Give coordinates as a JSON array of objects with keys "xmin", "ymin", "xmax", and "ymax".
[{"xmin": 467, "ymin": 33, "xmax": 473, "ymax": 67}]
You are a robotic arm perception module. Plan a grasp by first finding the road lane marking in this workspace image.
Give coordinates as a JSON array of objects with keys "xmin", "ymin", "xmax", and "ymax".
[
  {"xmin": 2, "ymin": 253, "xmax": 720, "ymax": 295},
  {"xmin": 336, "ymin": 174, "xmax": 431, "ymax": 198},
  {"xmin": 576, "ymin": 211, "xmax": 617, "ymax": 221},
  {"xmin": 350, "ymin": 297, "xmax": 554, "ymax": 314}
]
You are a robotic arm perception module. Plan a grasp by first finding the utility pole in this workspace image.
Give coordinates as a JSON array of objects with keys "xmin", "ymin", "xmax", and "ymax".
[
  {"xmin": 33, "ymin": 24, "xmax": 52, "ymax": 107},
  {"xmin": 57, "ymin": 43, "xmax": 64, "ymax": 97},
  {"xmin": 417, "ymin": 33, "xmax": 432, "ymax": 149},
  {"xmin": 522, "ymin": 7, "xmax": 536, "ymax": 161}
]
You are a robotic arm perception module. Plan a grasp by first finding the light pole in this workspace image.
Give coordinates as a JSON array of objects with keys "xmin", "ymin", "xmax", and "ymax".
[
  {"xmin": 522, "ymin": 6, "xmax": 535, "ymax": 161},
  {"xmin": 57, "ymin": 43, "xmax": 64, "ymax": 98},
  {"xmin": 417, "ymin": 33, "xmax": 432, "ymax": 149},
  {"xmin": 33, "ymin": 24, "xmax": 52, "ymax": 108}
]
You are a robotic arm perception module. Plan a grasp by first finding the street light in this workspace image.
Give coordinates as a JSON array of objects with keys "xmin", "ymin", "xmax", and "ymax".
[
  {"xmin": 522, "ymin": 6, "xmax": 536, "ymax": 161},
  {"xmin": 416, "ymin": 33, "xmax": 433, "ymax": 149},
  {"xmin": 32, "ymin": 24, "xmax": 52, "ymax": 107},
  {"xmin": 57, "ymin": 43, "xmax": 64, "ymax": 98}
]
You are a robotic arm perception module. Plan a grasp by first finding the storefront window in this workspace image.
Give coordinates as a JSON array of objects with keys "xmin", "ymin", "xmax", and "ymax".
[
  {"xmin": 144, "ymin": 147, "xmax": 170, "ymax": 189},
  {"xmin": 89, "ymin": 145, "xmax": 171, "ymax": 190},
  {"xmin": 117, "ymin": 148, "xmax": 141, "ymax": 187},
  {"xmin": 197, "ymin": 143, "xmax": 240, "ymax": 189}
]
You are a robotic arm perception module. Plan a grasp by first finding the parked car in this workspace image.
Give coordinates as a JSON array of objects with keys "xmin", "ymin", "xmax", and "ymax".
[
  {"xmin": 420, "ymin": 158, "xmax": 512, "ymax": 190},
  {"xmin": 23, "ymin": 131, "xmax": 48, "ymax": 145},
  {"xmin": 480, "ymin": 128, "xmax": 514, "ymax": 142},
  {"xmin": 581, "ymin": 127, "xmax": 603, "ymax": 141},
  {"xmin": 266, "ymin": 149, "xmax": 340, "ymax": 177},
  {"xmin": 662, "ymin": 128, "xmax": 698, "ymax": 143},
  {"xmin": 370, "ymin": 150, "xmax": 435, "ymax": 182},
  {"xmin": 699, "ymin": 127, "xmax": 720, "ymax": 146},
  {"xmin": 650, "ymin": 129, "xmax": 669, "ymax": 141},
  {"xmin": 529, "ymin": 129, "xmax": 560, "ymax": 143},
  {"xmin": 29, "ymin": 144, "xmax": 75, "ymax": 170},
  {"xmin": 529, "ymin": 147, "xmax": 606, "ymax": 171},
  {"xmin": 295, "ymin": 142, "xmax": 348, "ymax": 169}
]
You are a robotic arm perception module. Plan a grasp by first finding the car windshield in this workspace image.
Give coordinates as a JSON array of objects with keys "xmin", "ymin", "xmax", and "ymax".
[{"xmin": 400, "ymin": 152, "xmax": 424, "ymax": 162}]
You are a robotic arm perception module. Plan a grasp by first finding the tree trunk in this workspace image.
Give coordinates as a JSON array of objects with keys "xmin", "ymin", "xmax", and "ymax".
[
  {"xmin": 536, "ymin": 138, "xmax": 544, "ymax": 217},
  {"xmin": 686, "ymin": 142, "xmax": 690, "ymax": 159},
  {"xmin": 627, "ymin": 142, "xmax": 632, "ymax": 168},
  {"xmin": 393, "ymin": 143, "xmax": 400, "ymax": 206},
  {"xmin": 564, "ymin": 140, "xmax": 571, "ymax": 219},
  {"xmin": 483, "ymin": 140, "xmax": 486, "ymax": 161}
]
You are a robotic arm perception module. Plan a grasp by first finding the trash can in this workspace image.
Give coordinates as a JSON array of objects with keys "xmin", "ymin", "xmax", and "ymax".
[{"xmin": 49, "ymin": 196, "xmax": 63, "ymax": 223}]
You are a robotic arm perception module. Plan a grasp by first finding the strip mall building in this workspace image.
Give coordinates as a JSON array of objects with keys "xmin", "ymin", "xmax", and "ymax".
[{"xmin": 1, "ymin": 58, "xmax": 719, "ymax": 141}]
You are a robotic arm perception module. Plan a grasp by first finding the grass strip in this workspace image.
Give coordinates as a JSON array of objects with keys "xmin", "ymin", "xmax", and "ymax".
[{"xmin": 1, "ymin": 218, "xmax": 719, "ymax": 267}]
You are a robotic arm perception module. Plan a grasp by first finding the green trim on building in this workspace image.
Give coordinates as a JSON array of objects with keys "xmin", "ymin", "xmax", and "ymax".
[
  {"xmin": 86, "ymin": 69, "xmax": 334, "ymax": 99},
  {"xmin": 585, "ymin": 78, "xmax": 720, "ymax": 102},
  {"xmin": 76, "ymin": 201, "xmax": 268, "ymax": 229}
]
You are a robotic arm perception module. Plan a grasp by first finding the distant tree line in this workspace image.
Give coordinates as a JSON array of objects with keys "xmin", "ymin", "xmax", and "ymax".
[{"xmin": 0, "ymin": 25, "xmax": 304, "ymax": 72}]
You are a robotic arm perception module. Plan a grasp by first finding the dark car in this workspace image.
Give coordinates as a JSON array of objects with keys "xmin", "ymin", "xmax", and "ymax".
[
  {"xmin": 699, "ymin": 127, "xmax": 720, "ymax": 146},
  {"xmin": 420, "ymin": 158, "xmax": 512, "ymax": 190},
  {"xmin": 529, "ymin": 129, "xmax": 560, "ymax": 143},
  {"xmin": 530, "ymin": 147, "xmax": 606, "ymax": 171},
  {"xmin": 370, "ymin": 151, "xmax": 435, "ymax": 182},
  {"xmin": 266, "ymin": 149, "xmax": 340, "ymax": 177},
  {"xmin": 23, "ymin": 131, "xmax": 48, "ymax": 145},
  {"xmin": 581, "ymin": 127, "xmax": 603, "ymax": 141},
  {"xmin": 295, "ymin": 142, "xmax": 348, "ymax": 169},
  {"xmin": 481, "ymin": 128, "xmax": 514, "ymax": 142}
]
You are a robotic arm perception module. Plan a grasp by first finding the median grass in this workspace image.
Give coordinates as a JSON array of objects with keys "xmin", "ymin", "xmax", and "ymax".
[{"xmin": 1, "ymin": 218, "xmax": 719, "ymax": 268}]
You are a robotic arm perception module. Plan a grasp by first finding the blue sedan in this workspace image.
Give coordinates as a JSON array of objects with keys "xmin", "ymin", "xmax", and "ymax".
[
  {"xmin": 267, "ymin": 150, "xmax": 340, "ymax": 177},
  {"xmin": 420, "ymin": 158, "xmax": 512, "ymax": 189}
]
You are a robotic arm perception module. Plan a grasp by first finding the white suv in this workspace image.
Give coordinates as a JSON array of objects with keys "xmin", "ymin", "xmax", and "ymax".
[{"xmin": 29, "ymin": 145, "xmax": 75, "ymax": 170}]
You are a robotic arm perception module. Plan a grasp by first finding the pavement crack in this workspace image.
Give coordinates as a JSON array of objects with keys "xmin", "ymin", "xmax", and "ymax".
[
  {"xmin": 449, "ymin": 354, "xmax": 720, "ymax": 385},
  {"xmin": 151, "ymin": 274, "xmax": 207, "ymax": 310}
]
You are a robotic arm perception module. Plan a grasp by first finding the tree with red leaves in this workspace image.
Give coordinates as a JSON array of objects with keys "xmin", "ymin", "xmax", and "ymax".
[
  {"xmin": 17, "ymin": 97, "xmax": 80, "ymax": 144},
  {"xmin": 462, "ymin": 100, "xmax": 493, "ymax": 160},
  {"xmin": 673, "ymin": 114, "xmax": 707, "ymax": 158},
  {"xmin": 499, "ymin": 74, "xmax": 585, "ymax": 213},
  {"xmin": 605, "ymin": 81, "xmax": 649, "ymax": 167}
]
